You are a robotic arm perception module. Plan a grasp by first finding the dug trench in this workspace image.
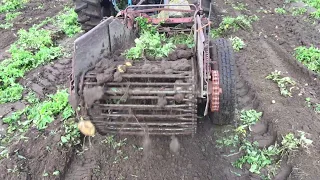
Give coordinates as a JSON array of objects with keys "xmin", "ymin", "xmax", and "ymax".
[{"xmin": 212, "ymin": 0, "xmax": 320, "ymax": 179}]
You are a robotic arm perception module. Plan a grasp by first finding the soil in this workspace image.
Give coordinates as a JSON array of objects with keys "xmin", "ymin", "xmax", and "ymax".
[{"xmin": 0, "ymin": 0, "xmax": 320, "ymax": 179}]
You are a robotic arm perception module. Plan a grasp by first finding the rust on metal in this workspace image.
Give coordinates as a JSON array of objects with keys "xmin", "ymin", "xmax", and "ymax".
[{"xmin": 211, "ymin": 70, "xmax": 221, "ymax": 111}]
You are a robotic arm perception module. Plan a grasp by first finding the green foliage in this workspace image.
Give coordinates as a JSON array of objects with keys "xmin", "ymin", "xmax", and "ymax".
[
  {"xmin": 216, "ymin": 134, "xmax": 240, "ymax": 148},
  {"xmin": 216, "ymin": 109, "xmax": 312, "ymax": 178},
  {"xmin": 211, "ymin": 15, "xmax": 259, "ymax": 37},
  {"xmin": 14, "ymin": 27, "xmax": 53, "ymax": 50},
  {"xmin": 169, "ymin": 33, "xmax": 195, "ymax": 48},
  {"xmin": 125, "ymin": 17, "xmax": 175, "ymax": 60},
  {"xmin": 274, "ymin": 7, "xmax": 287, "ymax": 14},
  {"xmin": 5, "ymin": 11, "xmax": 21, "ymax": 21},
  {"xmin": 60, "ymin": 118, "xmax": 80, "ymax": 147},
  {"xmin": 0, "ymin": 22, "xmax": 62, "ymax": 104},
  {"xmin": 234, "ymin": 140, "xmax": 280, "ymax": 174},
  {"xmin": 311, "ymin": 9, "xmax": 320, "ymax": 19},
  {"xmin": 266, "ymin": 70, "xmax": 296, "ymax": 97},
  {"xmin": 25, "ymin": 91, "xmax": 40, "ymax": 104},
  {"xmin": 55, "ymin": 7, "xmax": 81, "ymax": 37},
  {"xmin": 305, "ymin": 97, "xmax": 320, "ymax": 113},
  {"xmin": 240, "ymin": 109, "xmax": 262, "ymax": 126},
  {"xmin": 0, "ymin": 84, "xmax": 23, "ymax": 103},
  {"xmin": 232, "ymin": 2, "xmax": 248, "ymax": 11},
  {"xmin": 135, "ymin": 16, "xmax": 157, "ymax": 33},
  {"xmin": 291, "ymin": 7, "xmax": 307, "ymax": 16},
  {"xmin": 295, "ymin": 46, "xmax": 320, "ymax": 74},
  {"xmin": 0, "ymin": 11, "xmax": 21, "ymax": 29},
  {"xmin": 27, "ymin": 90, "xmax": 70, "ymax": 130},
  {"xmin": 1, "ymin": 89, "xmax": 75, "ymax": 147},
  {"xmin": 229, "ymin": 36, "xmax": 245, "ymax": 51},
  {"xmin": 0, "ymin": 0, "xmax": 28, "ymax": 13}
]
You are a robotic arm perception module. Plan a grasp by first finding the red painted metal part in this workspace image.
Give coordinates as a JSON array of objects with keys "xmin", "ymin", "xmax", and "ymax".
[{"xmin": 211, "ymin": 70, "xmax": 221, "ymax": 112}]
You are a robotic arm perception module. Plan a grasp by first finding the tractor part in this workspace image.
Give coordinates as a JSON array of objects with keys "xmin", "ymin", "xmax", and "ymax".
[
  {"xmin": 74, "ymin": 0, "xmax": 116, "ymax": 31},
  {"xmin": 208, "ymin": 38, "xmax": 236, "ymax": 125},
  {"xmin": 70, "ymin": 3, "xmax": 236, "ymax": 136}
]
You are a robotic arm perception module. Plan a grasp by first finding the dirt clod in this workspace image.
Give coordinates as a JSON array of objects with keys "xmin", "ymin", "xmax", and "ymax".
[
  {"xmin": 176, "ymin": 50, "xmax": 193, "ymax": 59},
  {"xmin": 83, "ymin": 86, "xmax": 104, "ymax": 108},
  {"xmin": 176, "ymin": 44, "xmax": 188, "ymax": 50},
  {"xmin": 169, "ymin": 135, "xmax": 180, "ymax": 153},
  {"xmin": 274, "ymin": 164, "xmax": 292, "ymax": 180},
  {"xmin": 113, "ymin": 71, "xmax": 123, "ymax": 82},
  {"xmin": 169, "ymin": 59, "xmax": 191, "ymax": 71},
  {"xmin": 168, "ymin": 51, "xmax": 178, "ymax": 61}
]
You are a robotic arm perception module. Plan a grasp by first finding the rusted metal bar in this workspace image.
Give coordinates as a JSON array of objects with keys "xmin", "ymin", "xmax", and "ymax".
[
  {"xmin": 85, "ymin": 73, "xmax": 191, "ymax": 79},
  {"xmin": 84, "ymin": 82, "xmax": 192, "ymax": 86},
  {"xmin": 101, "ymin": 131, "xmax": 193, "ymax": 135},
  {"xmin": 97, "ymin": 107, "xmax": 197, "ymax": 113},
  {"xmin": 105, "ymin": 89, "xmax": 192, "ymax": 95},
  {"xmin": 93, "ymin": 121, "xmax": 195, "ymax": 126},
  {"xmin": 98, "ymin": 104, "xmax": 192, "ymax": 108},
  {"xmin": 105, "ymin": 127, "xmax": 193, "ymax": 131},
  {"xmin": 127, "ymin": 8, "xmax": 194, "ymax": 13},
  {"xmin": 105, "ymin": 95, "xmax": 194, "ymax": 102},
  {"xmin": 99, "ymin": 113, "xmax": 193, "ymax": 118}
]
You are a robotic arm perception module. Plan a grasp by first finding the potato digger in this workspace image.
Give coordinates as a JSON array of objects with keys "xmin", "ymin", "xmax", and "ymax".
[{"xmin": 70, "ymin": 1, "xmax": 236, "ymax": 137}]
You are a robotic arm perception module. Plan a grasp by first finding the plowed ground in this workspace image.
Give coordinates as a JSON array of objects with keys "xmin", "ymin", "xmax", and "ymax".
[{"xmin": 0, "ymin": 0, "xmax": 319, "ymax": 179}]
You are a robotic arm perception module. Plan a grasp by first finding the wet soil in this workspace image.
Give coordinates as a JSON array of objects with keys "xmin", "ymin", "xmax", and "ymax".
[
  {"xmin": 0, "ymin": 0, "xmax": 320, "ymax": 179},
  {"xmin": 0, "ymin": 0, "xmax": 68, "ymax": 55}
]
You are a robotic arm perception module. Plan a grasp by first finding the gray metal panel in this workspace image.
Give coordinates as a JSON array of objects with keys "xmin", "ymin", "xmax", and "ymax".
[
  {"xmin": 109, "ymin": 19, "xmax": 135, "ymax": 52},
  {"xmin": 73, "ymin": 17, "xmax": 114, "ymax": 80}
]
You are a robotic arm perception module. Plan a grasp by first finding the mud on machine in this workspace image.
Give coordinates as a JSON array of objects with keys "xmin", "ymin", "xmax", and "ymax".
[{"xmin": 70, "ymin": 0, "xmax": 236, "ymax": 137}]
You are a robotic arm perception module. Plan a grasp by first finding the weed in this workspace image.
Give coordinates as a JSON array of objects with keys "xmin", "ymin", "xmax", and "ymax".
[
  {"xmin": 28, "ymin": 90, "xmax": 71, "ymax": 130},
  {"xmin": 229, "ymin": 36, "xmax": 245, "ymax": 51},
  {"xmin": 305, "ymin": 97, "xmax": 312, "ymax": 107},
  {"xmin": 291, "ymin": 7, "xmax": 307, "ymax": 16},
  {"xmin": 43, "ymin": 172, "xmax": 49, "ymax": 177},
  {"xmin": 240, "ymin": 109, "xmax": 262, "ymax": 126},
  {"xmin": 7, "ymin": 165, "xmax": 19, "ymax": 174},
  {"xmin": 5, "ymin": 11, "xmax": 21, "ymax": 21},
  {"xmin": 125, "ymin": 17, "xmax": 175, "ymax": 60},
  {"xmin": 0, "ymin": 84, "xmax": 24, "ymax": 104},
  {"xmin": 0, "ymin": 11, "xmax": 21, "ymax": 29},
  {"xmin": 295, "ymin": 46, "xmax": 320, "ymax": 74},
  {"xmin": 0, "ymin": 147, "xmax": 9, "ymax": 160},
  {"xmin": 55, "ymin": 7, "xmax": 81, "ymax": 37},
  {"xmin": 311, "ymin": 9, "xmax": 320, "ymax": 19},
  {"xmin": 315, "ymin": 104, "xmax": 320, "ymax": 113},
  {"xmin": 53, "ymin": 170, "xmax": 60, "ymax": 176},
  {"xmin": 102, "ymin": 136, "xmax": 128, "ymax": 163},
  {"xmin": 217, "ymin": 109, "xmax": 312, "ymax": 178},
  {"xmin": 216, "ymin": 110, "xmax": 262, "ymax": 148},
  {"xmin": 216, "ymin": 134, "xmax": 240, "ymax": 148},
  {"xmin": 275, "ymin": 7, "xmax": 287, "ymax": 14},
  {"xmin": 1, "ymin": 89, "xmax": 74, "ymax": 146},
  {"xmin": 0, "ymin": 24, "xmax": 62, "ymax": 104},
  {"xmin": 211, "ymin": 15, "xmax": 259, "ymax": 37},
  {"xmin": 60, "ymin": 118, "xmax": 80, "ymax": 147},
  {"xmin": 234, "ymin": 140, "xmax": 281, "ymax": 174},
  {"xmin": 25, "ymin": 91, "xmax": 40, "ymax": 104},
  {"xmin": 169, "ymin": 33, "xmax": 195, "ymax": 48},
  {"xmin": 232, "ymin": 2, "xmax": 248, "ymax": 11},
  {"xmin": 266, "ymin": 70, "xmax": 296, "ymax": 97},
  {"xmin": 0, "ymin": 0, "xmax": 28, "ymax": 13}
]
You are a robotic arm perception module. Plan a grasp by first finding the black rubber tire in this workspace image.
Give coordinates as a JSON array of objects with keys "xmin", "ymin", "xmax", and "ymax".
[
  {"xmin": 74, "ymin": 0, "xmax": 103, "ymax": 31},
  {"xmin": 209, "ymin": 38, "xmax": 236, "ymax": 125}
]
